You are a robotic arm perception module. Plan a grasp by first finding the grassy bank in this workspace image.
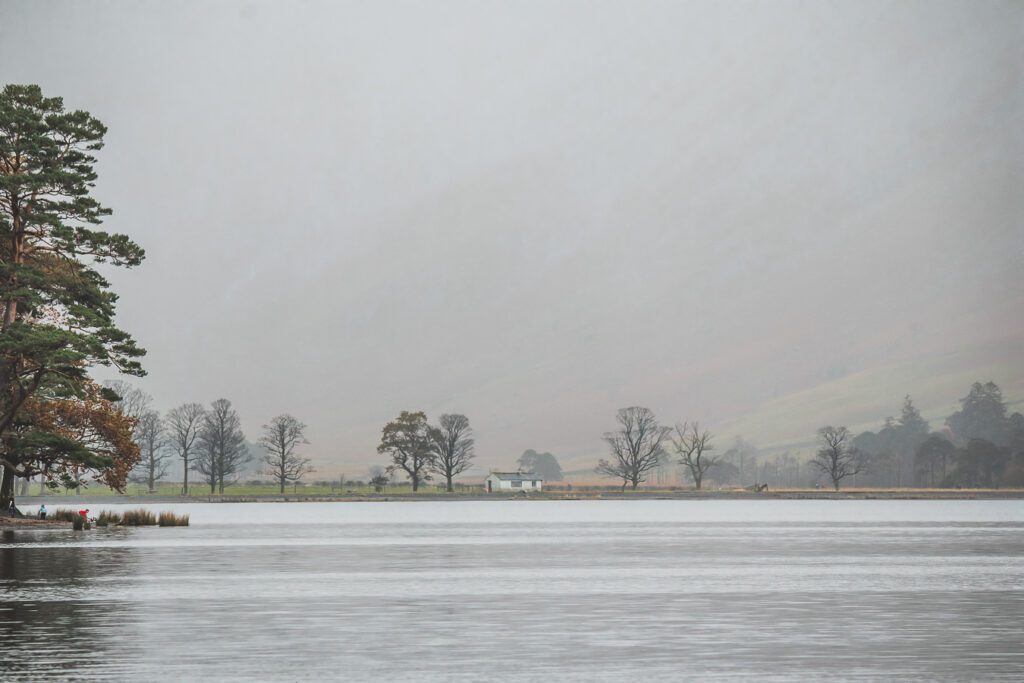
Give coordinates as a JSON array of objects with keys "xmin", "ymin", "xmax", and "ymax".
[
  {"xmin": 23, "ymin": 481, "xmax": 482, "ymax": 498},
  {"xmin": 1, "ymin": 507, "xmax": 190, "ymax": 530},
  {"xmin": 18, "ymin": 487, "xmax": 1024, "ymax": 506},
  {"xmin": 24, "ymin": 481, "xmax": 1024, "ymax": 500}
]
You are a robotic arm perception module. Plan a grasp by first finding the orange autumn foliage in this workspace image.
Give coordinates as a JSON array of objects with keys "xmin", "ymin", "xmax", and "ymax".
[{"xmin": 19, "ymin": 381, "xmax": 141, "ymax": 491}]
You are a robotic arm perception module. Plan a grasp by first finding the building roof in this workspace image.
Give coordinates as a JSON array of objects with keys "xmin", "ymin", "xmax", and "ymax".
[{"xmin": 488, "ymin": 471, "xmax": 543, "ymax": 481}]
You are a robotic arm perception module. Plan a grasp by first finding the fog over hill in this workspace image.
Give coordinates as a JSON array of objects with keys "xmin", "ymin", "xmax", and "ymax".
[{"xmin": 2, "ymin": 0, "xmax": 1020, "ymax": 478}]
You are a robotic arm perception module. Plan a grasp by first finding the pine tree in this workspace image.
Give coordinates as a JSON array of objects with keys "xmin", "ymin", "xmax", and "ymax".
[
  {"xmin": 896, "ymin": 395, "xmax": 929, "ymax": 486},
  {"xmin": 0, "ymin": 84, "xmax": 145, "ymax": 509},
  {"xmin": 946, "ymin": 382, "xmax": 1009, "ymax": 446}
]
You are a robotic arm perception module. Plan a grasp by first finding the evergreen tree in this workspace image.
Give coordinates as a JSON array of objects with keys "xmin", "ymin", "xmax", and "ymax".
[
  {"xmin": 875, "ymin": 418, "xmax": 901, "ymax": 486},
  {"xmin": 1001, "ymin": 413, "xmax": 1024, "ymax": 486},
  {"xmin": 946, "ymin": 382, "xmax": 1009, "ymax": 446},
  {"xmin": 0, "ymin": 84, "xmax": 145, "ymax": 509},
  {"xmin": 914, "ymin": 434, "xmax": 955, "ymax": 487},
  {"xmin": 897, "ymin": 395, "xmax": 929, "ymax": 445},
  {"xmin": 517, "ymin": 449, "xmax": 563, "ymax": 481},
  {"xmin": 946, "ymin": 438, "xmax": 1009, "ymax": 488},
  {"xmin": 896, "ymin": 395, "xmax": 929, "ymax": 485}
]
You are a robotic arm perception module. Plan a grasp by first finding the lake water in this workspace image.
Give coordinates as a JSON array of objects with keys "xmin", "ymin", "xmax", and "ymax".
[{"xmin": 2, "ymin": 500, "xmax": 1023, "ymax": 681}]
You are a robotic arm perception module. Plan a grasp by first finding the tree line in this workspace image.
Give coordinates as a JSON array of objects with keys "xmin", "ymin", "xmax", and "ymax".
[
  {"xmin": 595, "ymin": 407, "xmax": 719, "ymax": 491},
  {"xmin": 850, "ymin": 382, "xmax": 1023, "ymax": 489},
  {"xmin": 802, "ymin": 382, "xmax": 1022, "ymax": 490},
  {"xmin": 0, "ymin": 84, "xmax": 319, "ymax": 507},
  {"xmin": 107, "ymin": 382, "xmax": 314, "ymax": 495},
  {"xmin": 376, "ymin": 411, "xmax": 475, "ymax": 492},
  {"xmin": 598, "ymin": 380, "xmax": 1023, "ymax": 491},
  {"xmin": 1, "ymin": 84, "xmax": 1018, "ymax": 508}
]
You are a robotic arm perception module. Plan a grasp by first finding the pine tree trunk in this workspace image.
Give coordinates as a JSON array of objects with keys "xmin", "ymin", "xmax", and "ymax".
[{"xmin": 0, "ymin": 467, "xmax": 14, "ymax": 511}]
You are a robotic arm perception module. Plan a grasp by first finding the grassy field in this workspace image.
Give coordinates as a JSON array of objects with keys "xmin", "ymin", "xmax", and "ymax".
[
  {"xmin": 20, "ymin": 481, "xmax": 1024, "ymax": 500},
  {"xmin": 25, "ymin": 481, "xmax": 486, "ymax": 498}
]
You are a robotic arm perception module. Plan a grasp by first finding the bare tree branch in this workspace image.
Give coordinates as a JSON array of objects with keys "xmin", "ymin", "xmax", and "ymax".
[
  {"xmin": 596, "ymin": 407, "xmax": 670, "ymax": 491},
  {"xmin": 259, "ymin": 414, "xmax": 313, "ymax": 494},
  {"xmin": 166, "ymin": 402, "xmax": 205, "ymax": 495},
  {"xmin": 672, "ymin": 422, "xmax": 718, "ymax": 490},
  {"xmin": 429, "ymin": 413, "xmax": 474, "ymax": 492},
  {"xmin": 811, "ymin": 425, "xmax": 865, "ymax": 491}
]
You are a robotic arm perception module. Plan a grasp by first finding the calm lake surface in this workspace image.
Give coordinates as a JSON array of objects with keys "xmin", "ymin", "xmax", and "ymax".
[{"xmin": 2, "ymin": 500, "xmax": 1023, "ymax": 681}]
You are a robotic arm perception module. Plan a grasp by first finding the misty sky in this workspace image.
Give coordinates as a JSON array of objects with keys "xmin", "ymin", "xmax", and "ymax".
[{"xmin": 1, "ymin": 0, "xmax": 1021, "ymax": 476}]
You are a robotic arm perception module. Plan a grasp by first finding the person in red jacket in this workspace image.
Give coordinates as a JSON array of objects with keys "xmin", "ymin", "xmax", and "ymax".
[{"xmin": 79, "ymin": 509, "xmax": 89, "ymax": 519}]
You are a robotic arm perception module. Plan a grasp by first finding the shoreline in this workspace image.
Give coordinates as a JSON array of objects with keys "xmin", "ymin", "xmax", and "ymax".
[
  {"xmin": 0, "ymin": 516, "xmax": 70, "ymax": 531},
  {"xmin": 11, "ymin": 489, "xmax": 1024, "ymax": 506},
  {"xmin": 5, "ymin": 491, "xmax": 1022, "ymax": 530}
]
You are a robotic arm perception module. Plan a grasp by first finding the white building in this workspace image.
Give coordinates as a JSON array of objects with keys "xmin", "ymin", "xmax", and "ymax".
[{"xmin": 485, "ymin": 471, "xmax": 543, "ymax": 493}]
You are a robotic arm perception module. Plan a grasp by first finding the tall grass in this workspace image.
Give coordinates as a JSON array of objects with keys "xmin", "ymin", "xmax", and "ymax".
[
  {"xmin": 121, "ymin": 508, "xmax": 157, "ymax": 526},
  {"xmin": 50, "ymin": 508, "xmax": 79, "ymax": 523},
  {"xmin": 48, "ymin": 506, "xmax": 186, "ymax": 528},
  {"xmin": 95, "ymin": 510, "xmax": 122, "ymax": 527},
  {"xmin": 157, "ymin": 511, "xmax": 190, "ymax": 527}
]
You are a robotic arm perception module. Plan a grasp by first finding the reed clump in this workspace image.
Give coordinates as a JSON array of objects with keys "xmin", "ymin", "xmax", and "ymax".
[
  {"xmin": 45, "ymin": 507, "xmax": 185, "ymax": 528},
  {"xmin": 157, "ymin": 511, "xmax": 190, "ymax": 527},
  {"xmin": 121, "ymin": 508, "xmax": 157, "ymax": 526},
  {"xmin": 50, "ymin": 508, "xmax": 79, "ymax": 523},
  {"xmin": 95, "ymin": 510, "xmax": 123, "ymax": 527}
]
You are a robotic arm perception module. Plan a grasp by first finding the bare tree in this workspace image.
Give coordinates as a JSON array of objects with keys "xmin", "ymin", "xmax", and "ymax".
[
  {"xmin": 259, "ymin": 414, "xmax": 314, "ymax": 493},
  {"xmin": 193, "ymin": 399, "xmax": 250, "ymax": 493},
  {"xmin": 596, "ymin": 407, "xmax": 671, "ymax": 491},
  {"xmin": 812, "ymin": 425, "xmax": 864, "ymax": 491},
  {"xmin": 192, "ymin": 438, "xmax": 219, "ymax": 494},
  {"xmin": 104, "ymin": 380, "xmax": 152, "ymax": 421},
  {"xmin": 131, "ymin": 410, "xmax": 169, "ymax": 492},
  {"xmin": 166, "ymin": 403, "xmax": 206, "ymax": 496},
  {"xmin": 672, "ymin": 422, "xmax": 718, "ymax": 490},
  {"xmin": 430, "ymin": 413, "xmax": 475, "ymax": 492}
]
